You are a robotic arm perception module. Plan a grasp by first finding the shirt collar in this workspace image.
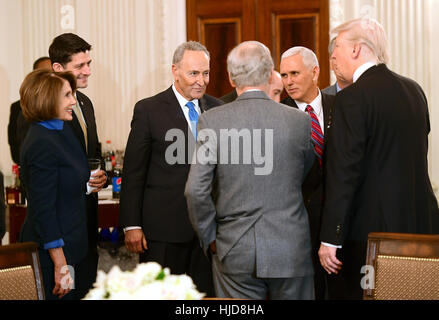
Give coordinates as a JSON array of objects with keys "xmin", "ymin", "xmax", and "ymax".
[
  {"xmin": 172, "ymin": 84, "xmax": 200, "ymax": 110},
  {"xmin": 353, "ymin": 62, "xmax": 377, "ymax": 83},
  {"xmin": 294, "ymin": 89, "xmax": 322, "ymax": 116},
  {"xmin": 37, "ymin": 119, "xmax": 64, "ymax": 130},
  {"xmin": 336, "ymin": 82, "xmax": 342, "ymax": 93}
]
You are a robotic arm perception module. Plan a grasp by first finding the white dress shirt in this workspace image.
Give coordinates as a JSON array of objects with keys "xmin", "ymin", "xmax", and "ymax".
[
  {"xmin": 294, "ymin": 89, "xmax": 324, "ymax": 134},
  {"xmin": 353, "ymin": 62, "xmax": 377, "ymax": 83},
  {"xmin": 172, "ymin": 84, "xmax": 201, "ymax": 135},
  {"xmin": 336, "ymin": 82, "xmax": 342, "ymax": 93}
]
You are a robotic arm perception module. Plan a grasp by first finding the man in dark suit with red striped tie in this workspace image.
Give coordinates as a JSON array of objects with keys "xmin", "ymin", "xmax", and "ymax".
[{"xmin": 280, "ymin": 46, "xmax": 335, "ymax": 300}]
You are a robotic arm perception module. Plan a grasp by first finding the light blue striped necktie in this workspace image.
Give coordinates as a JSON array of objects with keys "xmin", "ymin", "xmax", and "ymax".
[{"xmin": 186, "ymin": 101, "xmax": 199, "ymax": 139}]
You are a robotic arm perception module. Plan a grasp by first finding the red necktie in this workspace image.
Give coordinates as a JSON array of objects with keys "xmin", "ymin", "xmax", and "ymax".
[{"xmin": 306, "ymin": 105, "xmax": 324, "ymax": 166}]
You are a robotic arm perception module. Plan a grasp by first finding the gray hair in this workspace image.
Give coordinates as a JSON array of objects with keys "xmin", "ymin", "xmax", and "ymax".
[
  {"xmin": 332, "ymin": 18, "xmax": 389, "ymax": 64},
  {"xmin": 172, "ymin": 41, "xmax": 210, "ymax": 64},
  {"xmin": 227, "ymin": 41, "xmax": 274, "ymax": 88},
  {"xmin": 328, "ymin": 37, "xmax": 336, "ymax": 56},
  {"xmin": 281, "ymin": 46, "xmax": 319, "ymax": 70}
]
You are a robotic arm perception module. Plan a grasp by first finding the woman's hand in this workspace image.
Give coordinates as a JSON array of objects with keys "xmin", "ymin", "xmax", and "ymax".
[{"xmin": 48, "ymin": 248, "xmax": 74, "ymax": 299}]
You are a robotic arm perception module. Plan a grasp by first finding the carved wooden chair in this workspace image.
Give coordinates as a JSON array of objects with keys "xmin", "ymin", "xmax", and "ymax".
[
  {"xmin": 364, "ymin": 232, "xmax": 439, "ymax": 300},
  {"xmin": 0, "ymin": 242, "xmax": 44, "ymax": 300}
]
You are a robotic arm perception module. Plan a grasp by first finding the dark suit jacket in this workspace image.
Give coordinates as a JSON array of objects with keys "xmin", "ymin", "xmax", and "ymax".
[
  {"xmin": 8, "ymin": 100, "xmax": 23, "ymax": 164},
  {"xmin": 321, "ymin": 63, "xmax": 439, "ymax": 249},
  {"xmin": 119, "ymin": 86, "xmax": 223, "ymax": 243},
  {"xmin": 281, "ymin": 92, "xmax": 336, "ymax": 249},
  {"xmin": 67, "ymin": 91, "xmax": 103, "ymax": 248},
  {"xmin": 0, "ymin": 171, "xmax": 5, "ymax": 240},
  {"xmin": 19, "ymin": 123, "xmax": 89, "ymax": 267},
  {"xmin": 220, "ymin": 89, "xmax": 238, "ymax": 103},
  {"xmin": 15, "ymin": 91, "xmax": 102, "ymax": 250}
]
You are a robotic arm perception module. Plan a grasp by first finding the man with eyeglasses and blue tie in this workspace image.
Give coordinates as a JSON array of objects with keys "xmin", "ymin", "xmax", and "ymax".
[{"xmin": 119, "ymin": 41, "xmax": 222, "ymax": 297}]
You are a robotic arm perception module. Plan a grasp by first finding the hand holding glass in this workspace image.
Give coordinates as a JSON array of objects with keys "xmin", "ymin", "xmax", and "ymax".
[{"xmin": 87, "ymin": 159, "xmax": 101, "ymax": 194}]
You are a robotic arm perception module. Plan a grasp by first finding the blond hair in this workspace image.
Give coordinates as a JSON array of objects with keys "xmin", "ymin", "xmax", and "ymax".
[{"xmin": 332, "ymin": 18, "xmax": 389, "ymax": 64}]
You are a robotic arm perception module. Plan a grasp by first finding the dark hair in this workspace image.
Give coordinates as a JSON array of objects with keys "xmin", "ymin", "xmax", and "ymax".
[
  {"xmin": 20, "ymin": 69, "xmax": 77, "ymax": 122},
  {"xmin": 49, "ymin": 33, "xmax": 92, "ymax": 66},
  {"xmin": 33, "ymin": 56, "xmax": 51, "ymax": 70}
]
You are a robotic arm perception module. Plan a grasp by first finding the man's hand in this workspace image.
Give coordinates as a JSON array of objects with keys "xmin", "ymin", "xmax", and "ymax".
[
  {"xmin": 89, "ymin": 169, "xmax": 107, "ymax": 193},
  {"xmin": 125, "ymin": 229, "xmax": 148, "ymax": 254},
  {"xmin": 318, "ymin": 243, "xmax": 343, "ymax": 274}
]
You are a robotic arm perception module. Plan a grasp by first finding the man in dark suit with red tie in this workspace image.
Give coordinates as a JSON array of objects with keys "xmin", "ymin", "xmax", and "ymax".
[
  {"xmin": 119, "ymin": 41, "xmax": 222, "ymax": 297},
  {"xmin": 279, "ymin": 46, "xmax": 335, "ymax": 300},
  {"xmin": 318, "ymin": 18, "xmax": 439, "ymax": 299}
]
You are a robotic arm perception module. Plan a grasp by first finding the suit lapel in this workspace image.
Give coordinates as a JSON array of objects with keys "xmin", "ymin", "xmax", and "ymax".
[
  {"xmin": 199, "ymin": 96, "xmax": 208, "ymax": 113},
  {"xmin": 162, "ymin": 87, "xmax": 191, "ymax": 137},
  {"xmin": 321, "ymin": 95, "xmax": 330, "ymax": 133},
  {"xmin": 284, "ymin": 95, "xmax": 333, "ymax": 139},
  {"xmin": 69, "ymin": 108, "xmax": 87, "ymax": 152},
  {"xmin": 77, "ymin": 93, "xmax": 92, "ymax": 129}
]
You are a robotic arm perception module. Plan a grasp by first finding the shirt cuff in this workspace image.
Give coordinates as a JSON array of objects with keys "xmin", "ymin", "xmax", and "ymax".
[
  {"xmin": 44, "ymin": 239, "xmax": 65, "ymax": 250},
  {"xmin": 123, "ymin": 226, "xmax": 142, "ymax": 233},
  {"xmin": 321, "ymin": 241, "xmax": 342, "ymax": 249}
]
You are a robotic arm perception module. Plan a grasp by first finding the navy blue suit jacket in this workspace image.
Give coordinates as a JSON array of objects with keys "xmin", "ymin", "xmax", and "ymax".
[{"xmin": 20, "ymin": 122, "xmax": 90, "ymax": 267}]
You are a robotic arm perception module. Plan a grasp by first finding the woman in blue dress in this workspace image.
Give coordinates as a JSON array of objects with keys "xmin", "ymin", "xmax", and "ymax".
[{"xmin": 19, "ymin": 69, "xmax": 90, "ymax": 300}]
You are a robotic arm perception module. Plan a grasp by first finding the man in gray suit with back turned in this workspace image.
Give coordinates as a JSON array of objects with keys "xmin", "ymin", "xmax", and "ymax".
[{"xmin": 185, "ymin": 41, "xmax": 315, "ymax": 299}]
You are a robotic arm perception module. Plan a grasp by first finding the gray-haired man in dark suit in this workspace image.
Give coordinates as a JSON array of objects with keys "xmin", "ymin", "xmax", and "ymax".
[{"xmin": 185, "ymin": 41, "xmax": 315, "ymax": 299}]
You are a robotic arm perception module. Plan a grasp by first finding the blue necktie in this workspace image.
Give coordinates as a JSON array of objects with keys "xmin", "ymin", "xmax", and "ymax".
[{"xmin": 186, "ymin": 101, "xmax": 199, "ymax": 139}]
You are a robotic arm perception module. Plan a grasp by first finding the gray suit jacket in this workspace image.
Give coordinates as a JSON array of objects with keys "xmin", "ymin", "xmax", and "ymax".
[
  {"xmin": 185, "ymin": 91, "xmax": 315, "ymax": 278},
  {"xmin": 321, "ymin": 83, "xmax": 337, "ymax": 96}
]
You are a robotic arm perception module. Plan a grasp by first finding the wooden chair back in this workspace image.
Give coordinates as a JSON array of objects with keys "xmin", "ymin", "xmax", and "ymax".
[{"xmin": 364, "ymin": 232, "xmax": 439, "ymax": 300}]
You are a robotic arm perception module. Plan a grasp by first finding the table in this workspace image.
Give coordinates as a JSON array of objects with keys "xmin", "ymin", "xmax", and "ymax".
[{"xmin": 8, "ymin": 199, "xmax": 120, "ymax": 244}]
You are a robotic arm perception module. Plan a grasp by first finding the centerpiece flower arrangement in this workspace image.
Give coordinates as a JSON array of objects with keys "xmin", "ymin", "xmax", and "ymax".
[{"xmin": 83, "ymin": 262, "xmax": 205, "ymax": 300}]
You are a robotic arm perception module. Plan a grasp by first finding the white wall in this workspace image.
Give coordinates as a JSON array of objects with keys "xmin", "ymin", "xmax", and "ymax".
[
  {"xmin": 0, "ymin": 1, "xmax": 23, "ymax": 180},
  {"xmin": 0, "ymin": 0, "xmax": 186, "ymax": 180}
]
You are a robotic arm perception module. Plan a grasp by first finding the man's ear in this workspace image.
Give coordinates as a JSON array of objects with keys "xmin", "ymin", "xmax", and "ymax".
[
  {"xmin": 228, "ymin": 73, "xmax": 236, "ymax": 88},
  {"xmin": 352, "ymin": 43, "xmax": 362, "ymax": 59},
  {"xmin": 171, "ymin": 64, "xmax": 179, "ymax": 82},
  {"xmin": 268, "ymin": 70, "xmax": 274, "ymax": 85},
  {"xmin": 312, "ymin": 66, "xmax": 320, "ymax": 83},
  {"xmin": 52, "ymin": 62, "xmax": 64, "ymax": 72}
]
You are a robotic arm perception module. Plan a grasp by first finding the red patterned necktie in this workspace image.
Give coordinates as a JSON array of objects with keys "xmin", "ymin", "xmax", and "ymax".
[{"xmin": 305, "ymin": 105, "xmax": 324, "ymax": 166}]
